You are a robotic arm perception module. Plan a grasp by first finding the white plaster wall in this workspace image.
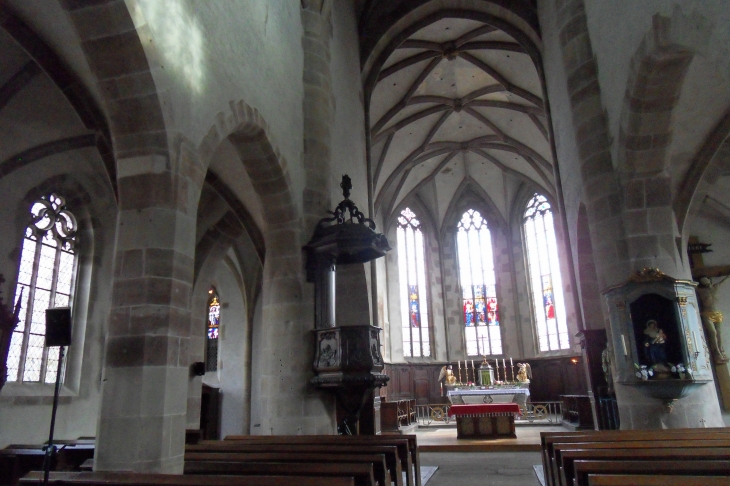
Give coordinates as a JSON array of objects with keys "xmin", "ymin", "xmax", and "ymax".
[
  {"xmin": 330, "ymin": 0, "xmax": 368, "ymax": 210},
  {"xmin": 583, "ymin": 0, "xmax": 730, "ymax": 175},
  {"xmin": 132, "ymin": 0, "xmax": 306, "ymax": 210}
]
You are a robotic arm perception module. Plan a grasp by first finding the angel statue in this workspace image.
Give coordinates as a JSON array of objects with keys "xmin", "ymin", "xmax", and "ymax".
[
  {"xmin": 438, "ymin": 364, "xmax": 457, "ymax": 386},
  {"xmin": 516, "ymin": 362, "xmax": 532, "ymax": 383}
]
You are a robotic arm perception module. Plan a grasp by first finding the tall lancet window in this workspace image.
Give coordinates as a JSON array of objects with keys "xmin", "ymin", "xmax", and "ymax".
[
  {"xmin": 524, "ymin": 194, "xmax": 569, "ymax": 351},
  {"xmin": 206, "ymin": 288, "xmax": 220, "ymax": 371},
  {"xmin": 7, "ymin": 194, "xmax": 77, "ymax": 383},
  {"xmin": 397, "ymin": 208, "xmax": 430, "ymax": 357},
  {"xmin": 457, "ymin": 209, "xmax": 501, "ymax": 356}
]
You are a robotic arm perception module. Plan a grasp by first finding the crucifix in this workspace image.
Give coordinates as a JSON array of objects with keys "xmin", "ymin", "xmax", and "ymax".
[{"xmin": 688, "ymin": 236, "xmax": 730, "ymax": 411}]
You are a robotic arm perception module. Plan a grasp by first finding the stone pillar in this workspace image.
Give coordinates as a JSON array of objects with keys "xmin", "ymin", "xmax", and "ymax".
[
  {"xmin": 552, "ymin": 0, "xmax": 724, "ymax": 428},
  {"xmin": 301, "ymin": 1, "xmax": 334, "ymax": 232},
  {"xmin": 95, "ymin": 158, "xmax": 196, "ymax": 472}
]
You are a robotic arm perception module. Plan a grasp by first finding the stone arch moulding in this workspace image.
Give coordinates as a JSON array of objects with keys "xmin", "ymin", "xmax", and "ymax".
[
  {"xmin": 675, "ymin": 110, "xmax": 730, "ymax": 235},
  {"xmin": 617, "ymin": 14, "xmax": 695, "ymax": 175},
  {"xmin": 59, "ymin": 0, "xmax": 170, "ymax": 164},
  {"xmin": 197, "ymin": 100, "xmax": 299, "ymax": 234}
]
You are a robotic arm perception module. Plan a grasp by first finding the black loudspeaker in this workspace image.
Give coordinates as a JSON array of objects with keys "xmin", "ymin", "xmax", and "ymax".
[{"xmin": 45, "ymin": 308, "xmax": 72, "ymax": 347}]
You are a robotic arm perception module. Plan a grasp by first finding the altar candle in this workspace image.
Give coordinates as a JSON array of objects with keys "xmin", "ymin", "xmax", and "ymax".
[
  {"xmin": 620, "ymin": 334, "xmax": 628, "ymax": 356},
  {"xmin": 458, "ymin": 360, "xmax": 461, "ymax": 369},
  {"xmin": 510, "ymin": 357, "xmax": 513, "ymax": 367}
]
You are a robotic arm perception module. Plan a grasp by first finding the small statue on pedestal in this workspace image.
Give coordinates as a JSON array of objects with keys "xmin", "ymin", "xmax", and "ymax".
[
  {"xmin": 438, "ymin": 364, "xmax": 457, "ymax": 386},
  {"xmin": 516, "ymin": 363, "xmax": 532, "ymax": 383}
]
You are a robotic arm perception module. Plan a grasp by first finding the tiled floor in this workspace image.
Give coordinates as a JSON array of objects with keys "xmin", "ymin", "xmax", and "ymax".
[{"xmin": 421, "ymin": 451, "xmax": 544, "ymax": 486}]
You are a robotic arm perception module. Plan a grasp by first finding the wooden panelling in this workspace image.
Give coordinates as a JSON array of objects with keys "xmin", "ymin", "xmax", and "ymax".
[{"xmin": 382, "ymin": 356, "xmax": 587, "ymax": 404}]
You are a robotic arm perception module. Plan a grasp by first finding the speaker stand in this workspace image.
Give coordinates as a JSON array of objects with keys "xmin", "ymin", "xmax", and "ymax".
[{"xmin": 42, "ymin": 346, "xmax": 65, "ymax": 486}]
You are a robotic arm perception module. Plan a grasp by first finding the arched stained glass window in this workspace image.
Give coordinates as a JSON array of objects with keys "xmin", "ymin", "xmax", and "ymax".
[
  {"xmin": 397, "ymin": 208, "xmax": 430, "ymax": 357},
  {"xmin": 524, "ymin": 194, "xmax": 569, "ymax": 351},
  {"xmin": 457, "ymin": 209, "xmax": 501, "ymax": 356},
  {"xmin": 7, "ymin": 194, "xmax": 77, "ymax": 383},
  {"xmin": 206, "ymin": 288, "xmax": 220, "ymax": 371}
]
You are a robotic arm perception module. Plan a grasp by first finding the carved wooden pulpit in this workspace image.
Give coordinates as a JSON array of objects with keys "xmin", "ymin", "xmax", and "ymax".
[{"xmin": 304, "ymin": 175, "xmax": 390, "ymax": 434}]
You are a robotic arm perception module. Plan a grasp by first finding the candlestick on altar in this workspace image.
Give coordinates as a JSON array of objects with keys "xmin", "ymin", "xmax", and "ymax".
[
  {"xmin": 503, "ymin": 359, "xmax": 506, "ymax": 381},
  {"xmin": 458, "ymin": 363, "xmax": 463, "ymax": 384},
  {"xmin": 471, "ymin": 360, "xmax": 475, "ymax": 383},
  {"xmin": 510, "ymin": 357, "xmax": 514, "ymax": 382},
  {"xmin": 494, "ymin": 360, "xmax": 499, "ymax": 382}
]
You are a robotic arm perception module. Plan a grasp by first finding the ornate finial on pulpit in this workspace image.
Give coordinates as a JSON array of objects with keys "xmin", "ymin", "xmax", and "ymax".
[{"xmin": 340, "ymin": 175, "xmax": 352, "ymax": 200}]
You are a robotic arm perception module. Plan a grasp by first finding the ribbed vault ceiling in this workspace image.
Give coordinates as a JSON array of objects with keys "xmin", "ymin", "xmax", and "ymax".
[{"xmin": 370, "ymin": 17, "xmax": 553, "ymax": 223}]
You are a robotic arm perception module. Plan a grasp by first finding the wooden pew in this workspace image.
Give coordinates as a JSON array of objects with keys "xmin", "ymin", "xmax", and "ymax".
[
  {"xmin": 183, "ymin": 460, "xmax": 375, "ymax": 486},
  {"xmin": 185, "ymin": 451, "xmax": 388, "ymax": 486},
  {"xmin": 0, "ymin": 447, "xmax": 50, "ymax": 486},
  {"xmin": 187, "ymin": 442, "xmax": 402, "ymax": 486},
  {"xmin": 573, "ymin": 459, "xmax": 730, "ymax": 486},
  {"xmin": 21, "ymin": 471, "xmax": 356, "ymax": 486},
  {"xmin": 222, "ymin": 435, "xmax": 419, "ymax": 486},
  {"xmin": 552, "ymin": 438, "xmax": 730, "ymax": 486},
  {"xmin": 587, "ymin": 474, "xmax": 730, "ymax": 486},
  {"xmin": 559, "ymin": 447, "xmax": 730, "ymax": 486},
  {"xmin": 541, "ymin": 428, "xmax": 730, "ymax": 486}
]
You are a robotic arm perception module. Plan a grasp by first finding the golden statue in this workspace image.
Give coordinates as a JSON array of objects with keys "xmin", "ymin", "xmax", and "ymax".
[
  {"xmin": 438, "ymin": 364, "xmax": 457, "ymax": 385},
  {"xmin": 516, "ymin": 363, "xmax": 532, "ymax": 383},
  {"xmin": 697, "ymin": 276, "xmax": 730, "ymax": 364}
]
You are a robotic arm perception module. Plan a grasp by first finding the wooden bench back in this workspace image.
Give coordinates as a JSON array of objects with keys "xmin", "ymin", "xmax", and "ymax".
[
  {"xmin": 587, "ymin": 474, "xmax": 730, "ymax": 486},
  {"xmin": 184, "ymin": 451, "xmax": 388, "ymax": 486},
  {"xmin": 572, "ymin": 459, "xmax": 730, "ymax": 486},
  {"xmin": 219, "ymin": 436, "xmax": 418, "ymax": 486},
  {"xmin": 558, "ymin": 447, "xmax": 730, "ymax": 486},
  {"xmin": 541, "ymin": 429, "xmax": 730, "ymax": 486},
  {"xmin": 183, "ymin": 461, "xmax": 374, "ymax": 486},
  {"xmin": 20, "ymin": 471, "xmax": 356, "ymax": 486},
  {"xmin": 187, "ymin": 443, "xmax": 402, "ymax": 486}
]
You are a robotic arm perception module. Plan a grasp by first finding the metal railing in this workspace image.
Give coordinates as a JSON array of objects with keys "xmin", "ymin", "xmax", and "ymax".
[{"xmin": 416, "ymin": 401, "xmax": 563, "ymax": 426}]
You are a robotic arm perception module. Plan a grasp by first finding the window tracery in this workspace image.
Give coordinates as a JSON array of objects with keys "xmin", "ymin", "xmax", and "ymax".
[
  {"xmin": 524, "ymin": 194, "xmax": 569, "ymax": 351},
  {"xmin": 7, "ymin": 194, "xmax": 77, "ymax": 383},
  {"xmin": 457, "ymin": 209, "xmax": 501, "ymax": 356},
  {"xmin": 396, "ymin": 207, "xmax": 430, "ymax": 357}
]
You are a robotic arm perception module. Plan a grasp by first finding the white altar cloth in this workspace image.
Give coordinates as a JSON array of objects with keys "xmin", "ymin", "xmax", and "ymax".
[{"xmin": 448, "ymin": 387, "xmax": 530, "ymax": 405}]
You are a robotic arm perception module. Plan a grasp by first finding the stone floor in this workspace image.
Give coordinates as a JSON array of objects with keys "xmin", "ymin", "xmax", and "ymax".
[
  {"xmin": 421, "ymin": 451, "xmax": 543, "ymax": 486},
  {"xmin": 415, "ymin": 423, "xmax": 567, "ymax": 451}
]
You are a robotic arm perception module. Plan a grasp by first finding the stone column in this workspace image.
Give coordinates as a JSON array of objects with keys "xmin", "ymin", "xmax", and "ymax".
[
  {"xmin": 552, "ymin": 0, "xmax": 723, "ymax": 428},
  {"xmin": 301, "ymin": 1, "xmax": 334, "ymax": 232},
  {"xmin": 95, "ymin": 158, "xmax": 196, "ymax": 472}
]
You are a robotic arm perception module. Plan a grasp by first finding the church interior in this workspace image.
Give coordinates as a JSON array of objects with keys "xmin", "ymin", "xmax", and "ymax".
[{"xmin": 1, "ymin": 0, "xmax": 730, "ymax": 484}]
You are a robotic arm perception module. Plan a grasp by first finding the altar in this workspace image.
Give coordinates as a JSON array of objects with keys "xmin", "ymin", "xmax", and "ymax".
[
  {"xmin": 448, "ymin": 403, "xmax": 521, "ymax": 439},
  {"xmin": 447, "ymin": 387, "xmax": 530, "ymax": 410}
]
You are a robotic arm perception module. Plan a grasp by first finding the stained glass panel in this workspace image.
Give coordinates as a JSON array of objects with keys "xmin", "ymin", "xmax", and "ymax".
[
  {"xmin": 9, "ymin": 194, "xmax": 77, "ymax": 384},
  {"xmin": 524, "ymin": 194, "xmax": 569, "ymax": 352},
  {"xmin": 206, "ymin": 292, "xmax": 220, "ymax": 371},
  {"xmin": 396, "ymin": 208, "xmax": 430, "ymax": 357},
  {"xmin": 457, "ymin": 209, "xmax": 501, "ymax": 356}
]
